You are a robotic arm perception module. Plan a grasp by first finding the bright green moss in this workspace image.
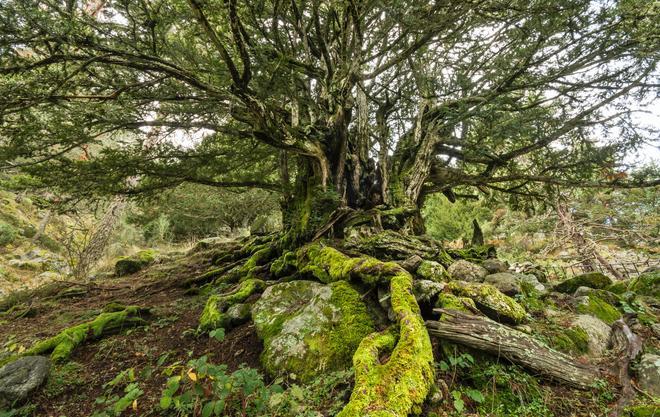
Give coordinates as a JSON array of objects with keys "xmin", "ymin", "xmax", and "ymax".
[
  {"xmin": 416, "ymin": 260, "xmax": 447, "ymax": 282},
  {"xmin": 606, "ymin": 280, "xmax": 630, "ymax": 295},
  {"xmin": 270, "ymin": 250, "xmax": 296, "ymax": 277},
  {"xmin": 338, "ymin": 271, "xmax": 434, "ymax": 417},
  {"xmin": 549, "ymin": 327, "xmax": 590, "ymax": 355},
  {"xmin": 298, "ymin": 243, "xmax": 398, "ymax": 285},
  {"xmin": 447, "ymin": 281, "xmax": 526, "ymax": 324},
  {"xmin": 624, "ymin": 404, "xmax": 659, "ymax": 417},
  {"xmin": 0, "ymin": 307, "xmax": 147, "ymax": 366},
  {"xmin": 199, "ymin": 279, "xmax": 266, "ymax": 331},
  {"xmin": 294, "ymin": 242, "xmax": 434, "ymax": 417},
  {"xmin": 575, "ymin": 296, "xmax": 621, "ymax": 325},
  {"xmin": 435, "ymin": 293, "xmax": 477, "ymax": 313},
  {"xmin": 628, "ymin": 270, "xmax": 660, "ymax": 298},
  {"xmin": 199, "ymin": 294, "xmax": 222, "ymax": 331},
  {"xmin": 554, "ymin": 272, "xmax": 613, "ymax": 293},
  {"xmin": 327, "ymin": 281, "xmax": 376, "ymax": 368},
  {"xmin": 114, "ymin": 250, "xmax": 157, "ymax": 276}
]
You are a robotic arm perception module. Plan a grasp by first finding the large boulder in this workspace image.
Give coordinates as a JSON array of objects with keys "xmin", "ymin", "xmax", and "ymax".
[
  {"xmin": 447, "ymin": 260, "xmax": 488, "ymax": 282},
  {"xmin": 483, "ymin": 272, "xmax": 545, "ymax": 296},
  {"xmin": 0, "ymin": 356, "xmax": 50, "ymax": 403},
  {"xmin": 554, "ymin": 272, "xmax": 612, "ymax": 294},
  {"xmin": 570, "ymin": 314, "xmax": 611, "ymax": 356},
  {"xmin": 252, "ymin": 280, "xmax": 374, "ymax": 382},
  {"xmin": 637, "ymin": 354, "xmax": 660, "ymax": 397}
]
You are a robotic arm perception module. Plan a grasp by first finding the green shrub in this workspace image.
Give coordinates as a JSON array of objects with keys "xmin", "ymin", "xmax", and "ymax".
[{"xmin": 0, "ymin": 222, "xmax": 18, "ymax": 246}]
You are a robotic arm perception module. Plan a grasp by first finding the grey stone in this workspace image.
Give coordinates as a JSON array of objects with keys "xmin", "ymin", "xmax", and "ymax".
[
  {"xmin": 482, "ymin": 259, "xmax": 509, "ymax": 274},
  {"xmin": 570, "ymin": 314, "xmax": 611, "ymax": 356},
  {"xmin": 416, "ymin": 260, "xmax": 447, "ymax": 282},
  {"xmin": 399, "ymin": 255, "xmax": 424, "ymax": 272},
  {"xmin": 484, "ymin": 272, "xmax": 545, "ymax": 296},
  {"xmin": 637, "ymin": 354, "xmax": 660, "ymax": 397},
  {"xmin": 0, "ymin": 356, "xmax": 50, "ymax": 402},
  {"xmin": 413, "ymin": 280, "xmax": 446, "ymax": 305},
  {"xmin": 447, "ymin": 260, "xmax": 488, "ymax": 282},
  {"xmin": 222, "ymin": 303, "xmax": 252, "ymax": 329}
]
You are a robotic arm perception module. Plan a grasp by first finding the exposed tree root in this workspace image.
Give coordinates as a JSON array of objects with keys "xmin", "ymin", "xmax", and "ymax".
[
  {"xmin": 0, "ymin": 306, "xmax": 149, "ymax": 366},
  {"xmin": 199, "ymin": 278, "xmax": 266, "ymax": 331},
  {"xmin": 609, "ymin": 319, "xmax": 643, "ymax": 417},
  {"xmin": 296, "ymin": 243, "xmax": 434, "ymax": 417}
]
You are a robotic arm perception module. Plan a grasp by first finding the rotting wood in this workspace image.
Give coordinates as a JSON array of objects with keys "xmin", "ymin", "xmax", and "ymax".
[{"xmin": 426, "ymin": 309, "xmax": 599, "ymax": 389}]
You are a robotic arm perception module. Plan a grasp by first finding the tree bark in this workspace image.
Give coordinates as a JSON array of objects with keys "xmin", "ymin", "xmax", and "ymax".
[{"xmin": 426, "ymin": 309, "xmax": 600, "ymax": 389}]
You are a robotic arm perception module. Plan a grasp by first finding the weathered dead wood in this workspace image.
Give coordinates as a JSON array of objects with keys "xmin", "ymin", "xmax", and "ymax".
[
  {"xmin": 609, "ymin": 319, "xmax": 643, "ymax": 417},
  {"xmin": 426, "ymin": 309, "xmax": 599, "ymax": 389}
]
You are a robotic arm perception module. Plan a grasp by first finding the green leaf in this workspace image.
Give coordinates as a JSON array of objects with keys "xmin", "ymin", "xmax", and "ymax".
[
  {"xmin": 465, "ymin": 388, "xmax": 485, "ymax": 403},
  {"xmin": 160, "ymin": 395, "xmax": 172, "ymax": 409},
  {"xmin": 453, "ymin": 397, "xmax": 465, "ymax": 413},
  {"xmin": 209, "ymin": 328, "xmax": 225, "ymax": 342},
  {"xmin": 202, "ymin": 401, "xmax": 215, "ymax": 417}
]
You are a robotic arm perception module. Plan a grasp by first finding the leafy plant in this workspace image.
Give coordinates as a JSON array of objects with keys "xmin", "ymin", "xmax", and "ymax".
[
  {"xmin": 160, "ymin": 356, "xmax": 281, "ymax": 416},
  {"xmin": 91, "ymin": 368, "xmax": 144, "ymax": 417}
]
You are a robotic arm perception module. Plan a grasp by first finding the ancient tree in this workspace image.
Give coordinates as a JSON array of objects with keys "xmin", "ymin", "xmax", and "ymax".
[{"xmin": 0, "ymin": 0, "xmax": 658, "ymax": 415}]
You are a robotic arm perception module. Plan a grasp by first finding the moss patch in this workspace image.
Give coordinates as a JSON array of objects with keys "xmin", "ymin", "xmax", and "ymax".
[
  {"xmin": 628, "ymin": 270, "xmax": 660, "ymax": 298},
  {"xmin": 575, "ymin": 296, "xmax": 621, "ymax": 325},
  {"xmin": 0, "ymin": 306, "xmax": 148, "ymax": 366},
  {"xmin": 199, "ymin": 278, "xmax": 266, "ymax": 331},
  {"xmin": 554, "ymin": 272, "xmax": 613, "ymax": 294},
  {"xmin": 114, "ymin": 249, "xmax": 157, "ymax": 276},
  {"xmin": 447, "ymin": 281, "xmax": 526, "ymax": 324},
  {"xmin": 253, "ymin": 280, "xmax": 374, "ymax": 383}
]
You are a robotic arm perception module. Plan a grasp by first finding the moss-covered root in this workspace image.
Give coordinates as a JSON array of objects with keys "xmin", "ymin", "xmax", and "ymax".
[
  {"xmin": 447, "ymin": 280, "xmax": 526, "ymax": 324},
  {"xmin": 298, "ymin": 243, "xmax": 434, "ymax": 417},
  {"xmin": 199, "ymin": 278, "xmax": 266, "ymax": 331},
  {"xmin": 1, "ymin": 307, "xmax": 148, "ymax": 366}
]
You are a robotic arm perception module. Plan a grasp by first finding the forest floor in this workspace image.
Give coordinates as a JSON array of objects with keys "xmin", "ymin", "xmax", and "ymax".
[
  {"xmin": 0, "ymin": 245, "xmax": 265, "ymax": 417},
  {"xmin": 2, "ymin": 240, "xmax": 651, "ymax": 417}
]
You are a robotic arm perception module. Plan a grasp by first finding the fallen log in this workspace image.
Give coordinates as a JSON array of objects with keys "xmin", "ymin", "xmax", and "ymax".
[{"xmin": 426, "ymin": 309, "xmax": 599, "ymax": 389}]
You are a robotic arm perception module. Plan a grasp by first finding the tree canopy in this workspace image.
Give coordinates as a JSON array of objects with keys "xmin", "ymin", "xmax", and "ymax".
[{"xmin": 0, "ymin": 0, "xmax": 658, "ymax": 218}]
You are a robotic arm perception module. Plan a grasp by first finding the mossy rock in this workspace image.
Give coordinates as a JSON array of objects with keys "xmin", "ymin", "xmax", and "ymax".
[
  {"xmin": 606, "ymin": 280, "xmax": 630, "ymax": 295},
  {"xmin": 628, "ymin": 270, "xmax": 660, "ymax": 298},
  {"xmin": 574, "ymin": 295, "xmax": 621, "ymax": 325},
  {"xmin": 416, "ymin": 260, "xmax": 447, "ymax": 282},
  {"xmin": 114, "ymin": 249, "xmax": 157, "ymax": 276},
  {"xmin": 574, "ymin": 286, "xmax": 621, "ymax": 306},
  {"xmin": 435, "ymin": 293, "xmax": 477, "ymax": 314},
  {"xmin": 447, "ymin": 281, "xmax": 526, "ymax": 324},
  {"xmin": 554, "ymin": 272, "xmax": 613, "ymax": 294},
  {"xmin": 252, "ymin": 280, "xmax": 374, "ymax": 383}
]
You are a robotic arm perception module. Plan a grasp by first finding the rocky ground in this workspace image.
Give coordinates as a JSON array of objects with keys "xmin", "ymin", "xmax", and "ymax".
[{"xmin": 0, "ymin": 235, "xmax": 658, "ymax": 416}]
